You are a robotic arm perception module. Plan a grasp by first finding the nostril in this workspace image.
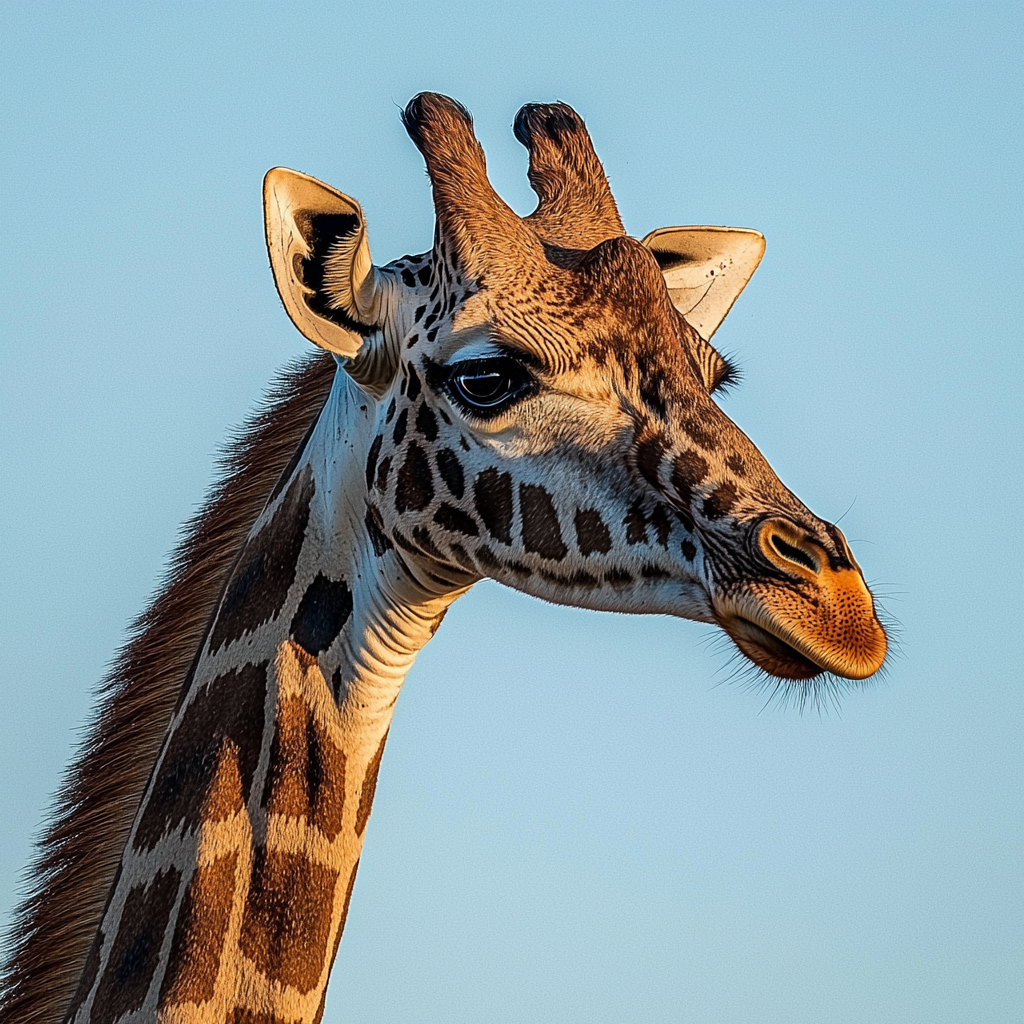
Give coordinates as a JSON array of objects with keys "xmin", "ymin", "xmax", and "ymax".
[{"xmin": 769, "ymin": 533, "xmax": 820, "ymax": 573}]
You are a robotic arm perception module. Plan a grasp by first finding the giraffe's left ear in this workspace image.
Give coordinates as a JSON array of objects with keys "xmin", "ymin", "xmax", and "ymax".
[
  {"xmin": 264, "ymin": 167, "xmax": 388, "ymax": 359},
  {"xmin": 641, "ymin": 226, "xmax": 765, "ymax": 342}
]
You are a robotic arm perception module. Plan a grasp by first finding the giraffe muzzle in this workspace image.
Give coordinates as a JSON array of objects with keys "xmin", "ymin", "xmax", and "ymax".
[{"xmin": 713, "ymin": 519, "xmax": 888, "ymax": 681}]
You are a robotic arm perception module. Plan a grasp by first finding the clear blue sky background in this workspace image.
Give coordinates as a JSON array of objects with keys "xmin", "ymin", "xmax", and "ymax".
[{"xmin": 2, "ymin": 3, "xmax": 1021, "ymax": 1022}]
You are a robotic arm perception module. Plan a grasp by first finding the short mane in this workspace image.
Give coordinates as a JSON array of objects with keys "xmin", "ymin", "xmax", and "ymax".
[{"xmin": 0, "ymin": 352, "xmax": 337, "ymax": 1024}]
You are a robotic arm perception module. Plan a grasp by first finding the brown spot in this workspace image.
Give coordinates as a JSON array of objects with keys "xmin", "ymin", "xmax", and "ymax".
[
  {"xmin": 135, "ymin": 664, "xmax": 268, "ymax": 850},
  {"xmin": 726, "ymin": 453, "xmax": 747, "ymax": 476},
  {"xmin": 681, "ymin": 539, "xmax": 698, "ymax": 561},
  {"xmin": 574, "ymin": 508, "xmax": 612, "ymax": 556},
  {"xmin": 364, "ymin": 435, "xmax": 382, "ymax": 490},
  {"xmin": 406, "ymin": 364, "xmax": 422, "ymax": 401},
  {"xmin": 641, "ymin": 563, "xmax": 671, "ymax": 578},
  {"xmin": 355, "ymin": 731, "xmax": 388, "ymax": 837},
  {"xmin": 435, "ymin": 448, "xmax": 465, "ymax": 498},
  {"xmin": 434, "ymin": 502, "xmax": 479, "ymax": 536},
  {"xmin": 160, "ymin": 854, "xmax": 238, "ymax": 1007},
  {"xmin": 261, "ymin": 695, "xmax": 346, "ymax": 840},
  {"xmin": 649, "ymin": 504, "xmax": 673, "ymax": 548},
  {"xmin": 210, "ymin": 468, "xmax": 314, "ymax": 652},
  {"xmin": 375, "ymin": 455, "xmax": 392, "ymax": 492},
  {"xmin": 703, "ymin": 482, "xmax": 739, "ymax": 520},
  {"xmin": 633, "ymin": 433, "xmax": 667, "ymax": 489},
  {"xmin": 680, "ymin": 415, "xmax": 718, "ymax": 450},
  {"xmin": 289, "ymin": 573, "xmax": 353, "ymax": 657},
  {"xmin": 90, "ymin": 868, "xmax": 181, "ymax": 1024},
  {"xmin": 624, "ymin": 502, "xmax": 648, "ymax": 545},
  {"xmin": 239, "ymin": 849, "xmax": 338, "ymax": 994},
  {"xmin": 395, "ymin": 442, "xmax": 434, "ymax": 513},
  {"xmin": 312, "ymin": 860, "xmax": 361, "ymax": 1024},
  {"xmin": 605, "ymin": 568, "xmax": 633, "ymax": 586},
  {"xmin": 520, "ymin": 484, "xmax": 568, "ymax": 561},
  {"xmin": 415, "ymin": 403, "xmax": 439, "ymax": 441},
  {"xmin": 670, "ymin": 450, "xmax": 709, "ymax": 508},
  {"xmin": 392, "ymin": 407, "xmax": 408, "ymax": 445},
  {"xmin": 474, "ymin": 468, "xmax": 513, "ymax": 544},
  {"xmin": 365, "ymin": 505, "xmax": 392, "ymax": 556}
]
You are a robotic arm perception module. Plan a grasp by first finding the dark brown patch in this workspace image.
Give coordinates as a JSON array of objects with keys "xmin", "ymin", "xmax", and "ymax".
[
  {"xmin": 474, "ymin": 545, "xmax": 502, "ymax": 573},
  {"xmin": 364, "ymin": 435, "xmax": 383, "ymax": 490},
  {"xmin": 261, "ymin": 694, "xmax": 346, "ymax": 840},
  {"xmin": 520, "ymin": 484, "xmax": 567, "ymax": 561},
  {"xmin": 474, "ymin": 468, "xmax": 513, "ymax": 544},
  {"xmin": 90, "ymin": 868, "xmax": 181, "ymax": 1024},
  {"xmin": 680, "ymin": 415, "xmax": 718, "ymax": 450},
  {"xmin": 406, "ymin": 364, "xmax": 422, "ymax": 401},
  {"xmin": 355, "ymin": 732, "xmax": 388, "ymax": 837},
  {"xmin": 160, "ymin": 853, "xmax": 238, "ymax": 1007},
  {"xmin": 385, "ymin": 398, "xmax": 396, "ymax": 423},
  {"xmin": 134, "ymin": 663, "xmax": 268, "ymax": 850},
  {"xmin": 574, "ymin": 508, "xmax": 612, "ymax": 556},
  {"xmin": 539, "ymin": 567, "xmax": 599, "ymax": 587},
  {"xmin": 375, "ymin": 455, "xmax": 392, "ymax": 492},
  {"xmin": 605, "ymin": 568, "xmax": 634, "ymax": 586},
  {"xmin": 633, "ymin": 433, "xmax": 667, "ymax": 489},
  {"xmin": 434, "ymin": 503, "xmax": 479, "ymax": 536},
  {"xmin": 624, "ymin": 502, "xmax": 648, "ymax": 545},
  {"xmin": 365, "ymin": 505, "xmax": 393, "ymax": 557},
  {"xmin": 239, "ymin": 849, "xmax": 338, "ymax": 994},
  {"xmin": 726, "ymin": 453, "xmax": 747, "ymax": 476},
  {"xmin": 290, "ymin": 573, "xmax": 353, "ymax": 657},
  {"xmin": 415, "ymin": 403, "xmax": 439, "ymax": 441},
  {"xmin": 681, "ymin": 539, "xmax": 698, "ymax": 561},
  {"xmin": 649, "ymin": 504, "xmax": 673, "ymax": 548},
  {"xmin": 395, "ymin": 442, "xmax": 434, "ymax": 513},
  {"xmin": 670, "ymin": 450, "xmax": 709, "ymax": 508},
  {"xmin": 641, "ymin": 563, "xmax": 672, "ymax": 578},
  {"xmin": 392, "ymin": 408, "xmax": 408, "ymax": 445},
  {"xmin": 703, "ymin": 482, "xmax": 739, "ymax": 520},
  {"xmin": 435, "ymin": 448, "xmax": 465, "ymax": 498},
  {"xmin": 209, "ymin": 468, "xmax": 314, "ymax": 653}
]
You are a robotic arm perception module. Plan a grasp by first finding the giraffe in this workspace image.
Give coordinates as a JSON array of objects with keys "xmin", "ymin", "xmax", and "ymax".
[{"xmin": 1, "ymin": 93, "xmax": 887, "ymax": 1024}]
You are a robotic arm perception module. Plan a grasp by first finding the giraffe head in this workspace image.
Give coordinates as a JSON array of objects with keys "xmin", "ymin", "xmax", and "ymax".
[{"xmin": 265, "ymin": 93, "xmax": 887, "ymax": 685}]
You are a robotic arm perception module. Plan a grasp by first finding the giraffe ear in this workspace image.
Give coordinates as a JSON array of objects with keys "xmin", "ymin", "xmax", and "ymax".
[
  {"xmin": 264, "ymin": 167, "xmax": 387, "ymax": 359},
  {"xmin": 641, "ymin": 226, "xmax": 765, "ymax": 342}
]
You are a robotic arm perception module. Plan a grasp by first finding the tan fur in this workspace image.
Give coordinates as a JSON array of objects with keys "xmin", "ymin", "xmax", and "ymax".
[{"xmin": 0, "ymin": 352, "xmax": 336, "ymax": 1024}]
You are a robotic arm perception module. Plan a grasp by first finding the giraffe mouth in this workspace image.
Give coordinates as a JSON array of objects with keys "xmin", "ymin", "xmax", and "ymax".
[
  {"xmin": 715, "ymin": 584, "xmax": 888, "ymax": 682},
  {"xmin": 720, "ymin": 613, "xmax": 823, "ymax": 680}
]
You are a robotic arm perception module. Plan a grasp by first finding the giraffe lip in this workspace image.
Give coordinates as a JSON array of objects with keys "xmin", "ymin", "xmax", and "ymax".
[{"xmin": 719, "ymin": 613, "xmax": 824, "ymax": 680}]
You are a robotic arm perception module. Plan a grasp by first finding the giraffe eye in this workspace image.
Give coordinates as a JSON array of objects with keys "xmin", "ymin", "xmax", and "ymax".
[{"xmin": 447, "ymin": 357, "xmax": 536, "ymax": 417}]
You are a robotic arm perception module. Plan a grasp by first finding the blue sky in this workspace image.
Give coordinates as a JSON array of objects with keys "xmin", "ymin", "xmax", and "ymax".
[{"xmin": 1, "ymin": 3, "xmax": 1021, "ymax": 1021}]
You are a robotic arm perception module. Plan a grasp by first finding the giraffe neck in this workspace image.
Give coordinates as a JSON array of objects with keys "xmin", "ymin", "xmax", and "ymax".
[{"xmin": 68, "ymin": 366, "xmax": 465, "ymax": 1024}]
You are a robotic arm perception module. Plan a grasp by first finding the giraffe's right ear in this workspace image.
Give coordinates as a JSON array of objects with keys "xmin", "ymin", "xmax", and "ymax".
[
  {"xmin": 642, "ymin": 226, "xmax": 765, "ymax": 342},
  {"xmin": 264, "ymin": 167, "xmax": 387, "ymax": 359}
]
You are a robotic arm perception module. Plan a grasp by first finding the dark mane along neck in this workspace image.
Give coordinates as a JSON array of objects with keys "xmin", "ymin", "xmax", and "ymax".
[{"xmin": 0, "ymin": 352, "xmax": 337, "ymax": 1024}]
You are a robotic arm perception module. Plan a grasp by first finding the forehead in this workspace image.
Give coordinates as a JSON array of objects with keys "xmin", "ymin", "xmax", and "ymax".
[{"xmin": 427, "ymin": 240, "xmax": 692, "ymax": 381}]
